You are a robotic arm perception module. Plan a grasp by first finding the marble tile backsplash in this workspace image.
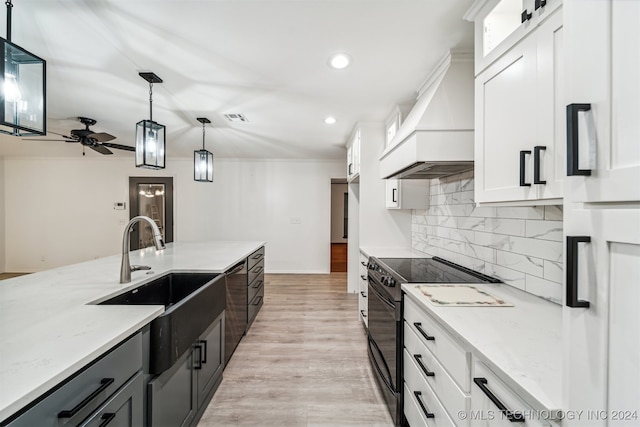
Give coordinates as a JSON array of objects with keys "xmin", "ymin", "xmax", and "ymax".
[{"xmin": 411, "ymin": 171, "xmax": 563, "ymax": 304}]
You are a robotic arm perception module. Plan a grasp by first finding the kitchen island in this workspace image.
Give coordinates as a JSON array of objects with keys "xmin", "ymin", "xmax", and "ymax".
[{"xmin": 0, "ymin": 240, "xmax": 265, "ymax": 423}]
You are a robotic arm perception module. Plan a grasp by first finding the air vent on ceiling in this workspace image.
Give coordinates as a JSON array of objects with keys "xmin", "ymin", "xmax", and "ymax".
[{"xmin": 224, "ymin": 113, "xmax": 248, "ymax": 122}]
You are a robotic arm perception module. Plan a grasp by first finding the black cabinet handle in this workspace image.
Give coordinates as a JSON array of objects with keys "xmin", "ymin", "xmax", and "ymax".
[
  {"xmin": 98, "ymin": 413, "xmax": 116, "ymax": 427},
  {"xmin": 533, "ymin": 146, "xmax": 547, "ymax": 184},
  {"xmin": 519, "ymin": 150, "xmax": 532, "ymax": 186},
  {"xmin": 413, "ymin": 322, "xmax": 435, "ymax": 341},
  {"xmin": 474, "ymin": 378, "xmax": 525, "ymax": 422},
  {"xmin": 252, "ymin": 252, "xmax": 263, "ymax": 260},
  {"xmin": 521, "ymin": 9, "xmax": 532, "ymax": 22},
  {"xmin": 413, "ymin": 391, "xmax": 435, "ymax": 419},
  {"xmin": 535, "ymin": 0, "xmax": 547, "ymax": 10},
  {"xmin": 413, "ymin": 354, "xmax": 435, "ymax": 377},
  {"xmin": 57, "ymin": 378, "xmax": 114, "ymax": 418},
  {"xmin": 252, "ymin": 296, "xmax": 263, "ymax": 305},
  {"xmin": 566, "ymin": 236, "xmax": 591, "ymax": 308},
  {"xmin": 360, "ymin": 291, "xmax": 367, "ymax": 298},
  {"xmin": 360, "ymin": 275, "xmax": 367, "ymax": 281},
  {"xmin": 252, "ymin": 266, "xmax": 263, "ymax": 274},
  {"xmin": 251, "ymin": 279, "xmax": 263, "ymax": 289},
  {"xmin": 566, "ymin": 103, "xmax": 592, "ymax": 176},
  {"xmin": 392, "ymin": 188, "xmax": 397, "ymax": 203},
  {"xmin": 200, "ymin": 340, "xmax": 207, "ymax": 364},
  {"xmin": 360, "ymin": 261, "xmax": 368, "ymax": 267},
  {"xmin": 360, "ymin": 310, "xmax": 367, "ymax": 318},
  {"xmin": 348, "ymin": 163, "xmax": 353, "ymax": 175},
  {"xmin": 194, "ymin": 344, "xmax": 203, "ymax": 370}
]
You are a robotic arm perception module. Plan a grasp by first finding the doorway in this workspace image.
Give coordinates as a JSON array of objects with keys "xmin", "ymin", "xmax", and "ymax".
[
  {"xmin": 129, "ymin": 177, "xmax": 174, "ymax": 250},
  {"xmin": 330, "ymin": 179, "xmax": 348, "ymax": 272}
]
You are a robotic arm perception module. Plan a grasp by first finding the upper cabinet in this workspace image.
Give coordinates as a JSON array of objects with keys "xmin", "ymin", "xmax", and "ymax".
[
  {"xmin": 346, "ymin": 127, "xmax": 361, "ymax": 182},
  {"xmin": 385, "ymin": 179, "xmax": 429, "ymax": 210},
  {"xmin": 466, "ymin": 0, "xmax": 564, "ymax": 205},
  {"xmin": 466, "ymin": 0, "xmax": 563, "ymax": 75}
]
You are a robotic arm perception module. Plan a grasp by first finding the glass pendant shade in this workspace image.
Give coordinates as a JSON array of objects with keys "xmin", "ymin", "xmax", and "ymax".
[
  {"xmin": 136, "ymin": 119, "xmax": 165, "ymax": 169},
  {"xmin": 0, "ymin": 38, "xmax": 46, "ymax": 136},
  {"xmin": 194, "ymin": 149, "xmax": 213, "ymax": 182}
]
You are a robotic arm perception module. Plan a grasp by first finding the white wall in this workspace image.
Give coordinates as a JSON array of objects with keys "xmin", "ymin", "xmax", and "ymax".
[
  {"xmin": 0, "ymin": 157, "xmax": 5, "ymax": 273},
  {"xmin": 330, "ymin": 183, "xmax": 348, "ymax": 243},
  {"xmin": 3, "ymin": 157, "xmax": 344, "ymax": 273}
]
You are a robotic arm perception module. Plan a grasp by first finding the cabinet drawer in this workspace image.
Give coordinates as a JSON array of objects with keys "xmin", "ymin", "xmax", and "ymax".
[
  {"xmin": 248, "ymin": 284, "xmax": 264, "ymax": 325},
  {"xmin": 248, "ymin": 247, "xmax": 265, "ymax": 269},
  {"xmin": 403, "ymin": 376, "xmax": 455, "ymax": 427},
  {"xmin": 471, "ymin": 360, "xmax": 549, "ymax": 427},
  {"xmin": 8, "ymin": 333, "xmax": 143, "ymax": 427},
  {"xmin": 78, "ymin": 371, "xmax": 143, "ymax": 427},
  {"xmin": 248, "ymin": 259, "xmax": 264, "ymax": 285},
  {"xmin": 248, "ymin": 274, "xmax": 264, "ymax": 302},
  {"xmin": 404, "ymin": 297, "xmax": 470, "ymax": 392},
  {"xmin": 404, "ymin": 324, "xmax": 470, "ymax": 423}
]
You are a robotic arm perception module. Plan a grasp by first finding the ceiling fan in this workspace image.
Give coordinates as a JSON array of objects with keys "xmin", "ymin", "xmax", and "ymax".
[{"xmin": 23, "ymin": 116, "xmax": 135, "ymax": 155}]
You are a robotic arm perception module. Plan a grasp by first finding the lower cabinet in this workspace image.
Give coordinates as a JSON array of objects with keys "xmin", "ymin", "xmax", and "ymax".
[
  {"xmin": 6, "ymin": 332, "xmax": 144, "ymax": 427},
  {"xmin": 247, "ymin": 247, "xmax": 265, "ymax": 326},
  {"xmin": 358, "ymin": 251, "xmax": 369, "ymax": 328},
  {"xmin": 147, "ymin": 312, "xmax": 225, "ymax": 427}
]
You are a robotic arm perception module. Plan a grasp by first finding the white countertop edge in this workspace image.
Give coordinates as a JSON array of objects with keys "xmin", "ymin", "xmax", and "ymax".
[
  {"xmin": 402, "ymin": 284, "xmax": 562, "ymax": 415},
  {"xmin": 359, "ymin": 246, "xmax": 429, "ymax": 259}
]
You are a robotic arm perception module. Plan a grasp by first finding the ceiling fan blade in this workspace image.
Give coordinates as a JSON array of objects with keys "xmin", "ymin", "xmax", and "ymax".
[
  {"xmin": 88, "ymin": 132, "xmax": 116, "ymax": 142},
  {"xmin": 89, "ymin": 144, "xmax": 113, "ymax": 155},
  {"xmin": 22, "ymin": 138, "xmax": 69, "ymax": 141},
  {"xmin": 102, "ymin": 143, "xmax": 135, "ymax": 152},
  {"xmin": 47, "ymin": 130, "xmax": 74, "ymax": 139}
]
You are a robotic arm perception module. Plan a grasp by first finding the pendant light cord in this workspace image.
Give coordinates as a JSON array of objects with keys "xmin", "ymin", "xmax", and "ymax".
[
  {"xmin": 202, "ymin": 121, "xmax": 206, "ymax": 150},
  {"xmin": 5, "ymin": 0, "xmax": 12, "ymax": 42},
  {"xmin": 148, "ymin": 82, "xmax": 153, "ymax": 123}
]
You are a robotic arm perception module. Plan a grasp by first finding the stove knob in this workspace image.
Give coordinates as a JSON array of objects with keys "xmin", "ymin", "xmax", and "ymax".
[{"xmin": 387, "ymin": 278, "xmax": 396, "ymax": 287}]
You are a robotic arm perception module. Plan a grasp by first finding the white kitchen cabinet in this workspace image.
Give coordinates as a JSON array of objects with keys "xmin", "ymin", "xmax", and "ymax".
[
  {"xmin": 562, "ymin": 2, "xmax": 640, "ymax": 426},
  {"xmin": 358, "ymin": 251, "xmax": 368, "ymax": 328},
  {"xmin": 346, "ymin": 127, "xmax": 361, "ymax": 182},
  {"xmin": 466, "ymin": 0, "xmax": 562, "ymax": 74},
  {"xmin": 471, "ymin": 359, "xmax": 549, "ymax": 426},
  {"xmin": 473, "ymin": 6, "xmax": 563, "ymax": 205},
  {"xmin": 385, "ymin": 179, "xmax": 429, "ymax": 210}
]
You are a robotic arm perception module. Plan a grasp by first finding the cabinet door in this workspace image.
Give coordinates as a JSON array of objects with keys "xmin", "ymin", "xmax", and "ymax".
[
  {"xmin": 565, "ymin": 0, "xmax": 640, "ymax": 203},
  {"xmin": 386, "ymin": 179, "xmax": 400, "ymax": 208},
  {"xmin": 147, "ymin": 351, "xmax": 196, "ymax": 427},
  {"xmin": 195, "ymin": 315, "xmax": 224, "ymax": 408},
  {"xmin": 563, "ymin": 208, "xmax": 640, "ymax": 426},
  {"xmin": 475, "ymin": 33, "xmax": 538, "ymax": 204}
]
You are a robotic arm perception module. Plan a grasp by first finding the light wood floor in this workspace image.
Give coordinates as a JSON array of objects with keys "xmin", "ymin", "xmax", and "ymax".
[{"xmin": 198, "ymin": 273, "xmax": 394, "ymax": 427}]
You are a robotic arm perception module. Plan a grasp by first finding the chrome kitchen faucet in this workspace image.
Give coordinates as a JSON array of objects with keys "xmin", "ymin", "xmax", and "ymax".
[{"xmin": 120, "ymin": 215, "xmax": 166, "ymax": 283}]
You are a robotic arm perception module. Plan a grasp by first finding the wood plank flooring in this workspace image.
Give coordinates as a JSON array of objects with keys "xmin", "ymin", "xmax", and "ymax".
[{"xmin": 198, "ymin": 273, "xmax": 393, "ymax": 427}]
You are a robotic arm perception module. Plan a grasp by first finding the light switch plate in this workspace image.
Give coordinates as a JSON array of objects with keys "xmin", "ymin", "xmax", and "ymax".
[{"xmin": 113, "ymin": 202, "xmax": 126, "ymax": 210}]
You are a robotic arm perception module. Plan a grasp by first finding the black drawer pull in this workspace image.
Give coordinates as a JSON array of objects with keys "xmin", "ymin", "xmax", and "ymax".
[
  {"xmin": 360, "ymin": 275, "xmax": 367, "ymax": 281},
  {"xmin": 566, "ymin": 236, "xmax": 591, "ymax": 308},
  {"xmin": 252, "ymin": 296, "xmax": 263, "ymax": 305},
  {"xmin": 533, "ymin": 146, "xmax": 547, "ymax": 184},
  {"xmin": 57, "ymin": 378, "xmax": 114, "ymax": 418},
  {"xmin": 200, "ymin": 340, "xmax": 207, "ymax": 364},
  {"xmin": 566, "ymin": 103, "xmax": 592, "ymax": 176},
  {"xmin": 474, "ymin": 378, "xmax": 525, "ymax": 422},
  {"xmin": 252, "ymin": 252, "xmax": 263, "ymax": 260},
  {"xmin": 348, "ymin": 163, "xmax": 353, "ymax": 175},
  {"xmin": 252, "ymin": 266, "xmax": 263, "ymax": 274},
  {"xmin": 98, "ymin": 413, "xmax": 116, "ymax": 427},
  {"xmin": 535, "ymin": 0, "xmax": 547, "ymax": 10},
  {"xmin": 413, "ymin": 322, "xmax": 435, "ymax": 341},
  {"xmin": 360, "ymin": 291, "xmax": 367, "ymax": 298},
  {"xmin": 392, "ymin": 188, "xmax": 397, "ymax": 203},
  {"xmin": 360, "ymin": 310, "xmax": 367, "ymax": 318},
  {"xmin": 251, "ymin": 279, "xmax": 263, "ymax": 289},
  {"xmin": 194, "ymin": 344, "xmax": 203, "ymax": 370},
  {"xmin": 413, "ymin": 354, "xmax": 435, "ymax": 377},
  {"xmin": 413, "ymin": 391, "xmax": 435, "ymax": 419},
  {"xmin": 519, "ymin": 150, "xmax": 531, "ymax": 186},
  {"xmin": 360, "ymin": 261, "xmax": 367, "ymax": 267},
  {"xmin": 521, "ymin": 9, "xmax": 532, "ymax": 22}
]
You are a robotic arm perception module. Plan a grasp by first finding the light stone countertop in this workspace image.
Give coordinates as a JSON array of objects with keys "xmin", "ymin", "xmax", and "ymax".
[
  {"xmin": 359, "ymin": 246, "xmax": 428, "ymax": 259},
  {"xmin": 0, "ymin": 240, "xmax": 265, "ymax": 422},
  {"xmin": 403, "ymin": 282, "xmax": 562, "ymax": 416}
]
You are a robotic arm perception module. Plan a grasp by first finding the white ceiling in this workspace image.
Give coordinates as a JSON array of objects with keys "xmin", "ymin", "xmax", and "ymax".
[{"xmin": 0, "ymin": 0, "xmax": 474, "ymax": 160}]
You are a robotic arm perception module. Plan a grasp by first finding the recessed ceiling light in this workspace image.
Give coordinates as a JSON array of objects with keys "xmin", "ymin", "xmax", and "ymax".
[
  {"xmin": 329, "ymin": 53, "xmax": 351, "ymax": 70},
  {"xmin": 324, "ymin": 116, "xmax": 337, "ymax": 125}
]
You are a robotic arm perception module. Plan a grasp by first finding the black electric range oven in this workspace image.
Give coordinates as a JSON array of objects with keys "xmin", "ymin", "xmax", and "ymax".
[{"xmin": 366, "ymin": 256, "xmax": 500, "ymax": 426}]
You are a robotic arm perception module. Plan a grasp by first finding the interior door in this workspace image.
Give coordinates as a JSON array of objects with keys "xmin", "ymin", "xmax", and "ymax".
[{"xmin": 128, "ymin": 177, "xmax": 174, "ymax": 250}]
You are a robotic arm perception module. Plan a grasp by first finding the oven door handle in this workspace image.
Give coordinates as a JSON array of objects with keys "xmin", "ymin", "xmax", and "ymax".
[
  {"xmin": 367, "ymin": 278, "xmax": 395, "ymax": 310},
  {"xmin": 367, "ymin": 335, "xmax": 395, "ymax": 392}
]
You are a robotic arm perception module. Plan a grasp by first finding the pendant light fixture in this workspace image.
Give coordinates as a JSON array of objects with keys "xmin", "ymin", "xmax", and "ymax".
[
  {"xmin": 0, "ymin": 0, "xmax": 46, "ymax": 136},
  {"xmin": 194, "ymin": 117, "xmax": 213, "ymax": 182},
  {"xmin": 136, "ymin": 72, "xmax": 165, "ymax": 169}
]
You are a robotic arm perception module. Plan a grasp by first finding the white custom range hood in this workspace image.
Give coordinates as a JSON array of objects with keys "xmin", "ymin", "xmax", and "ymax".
[{"xmin": 380, "ymin": 51, "xmax": 474, "ymax": 179}]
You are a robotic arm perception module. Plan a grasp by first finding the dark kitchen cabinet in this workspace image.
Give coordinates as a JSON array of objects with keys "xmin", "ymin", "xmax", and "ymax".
[
  {"xmin": 247, "ymin": 247, "xmax": 265, "ymax": 327},
  {"xmin": 147, "ymin": 311, "xmax": 224, "ymax": 427}
]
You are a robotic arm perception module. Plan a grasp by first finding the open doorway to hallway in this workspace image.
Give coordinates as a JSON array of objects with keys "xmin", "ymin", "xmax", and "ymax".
[
  {"xmin": 330, "ymin": 179, "xmax": 348, "ymax": 272},
  {"xmin": 128, "ymin": 177, "xmax": 174, "ymax": 250}
]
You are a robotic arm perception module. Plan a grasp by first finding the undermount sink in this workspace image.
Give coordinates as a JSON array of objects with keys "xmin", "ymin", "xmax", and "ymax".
[{"xmin": 100, "ymin": 272, "xmax": 226, "ymax": 374}]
